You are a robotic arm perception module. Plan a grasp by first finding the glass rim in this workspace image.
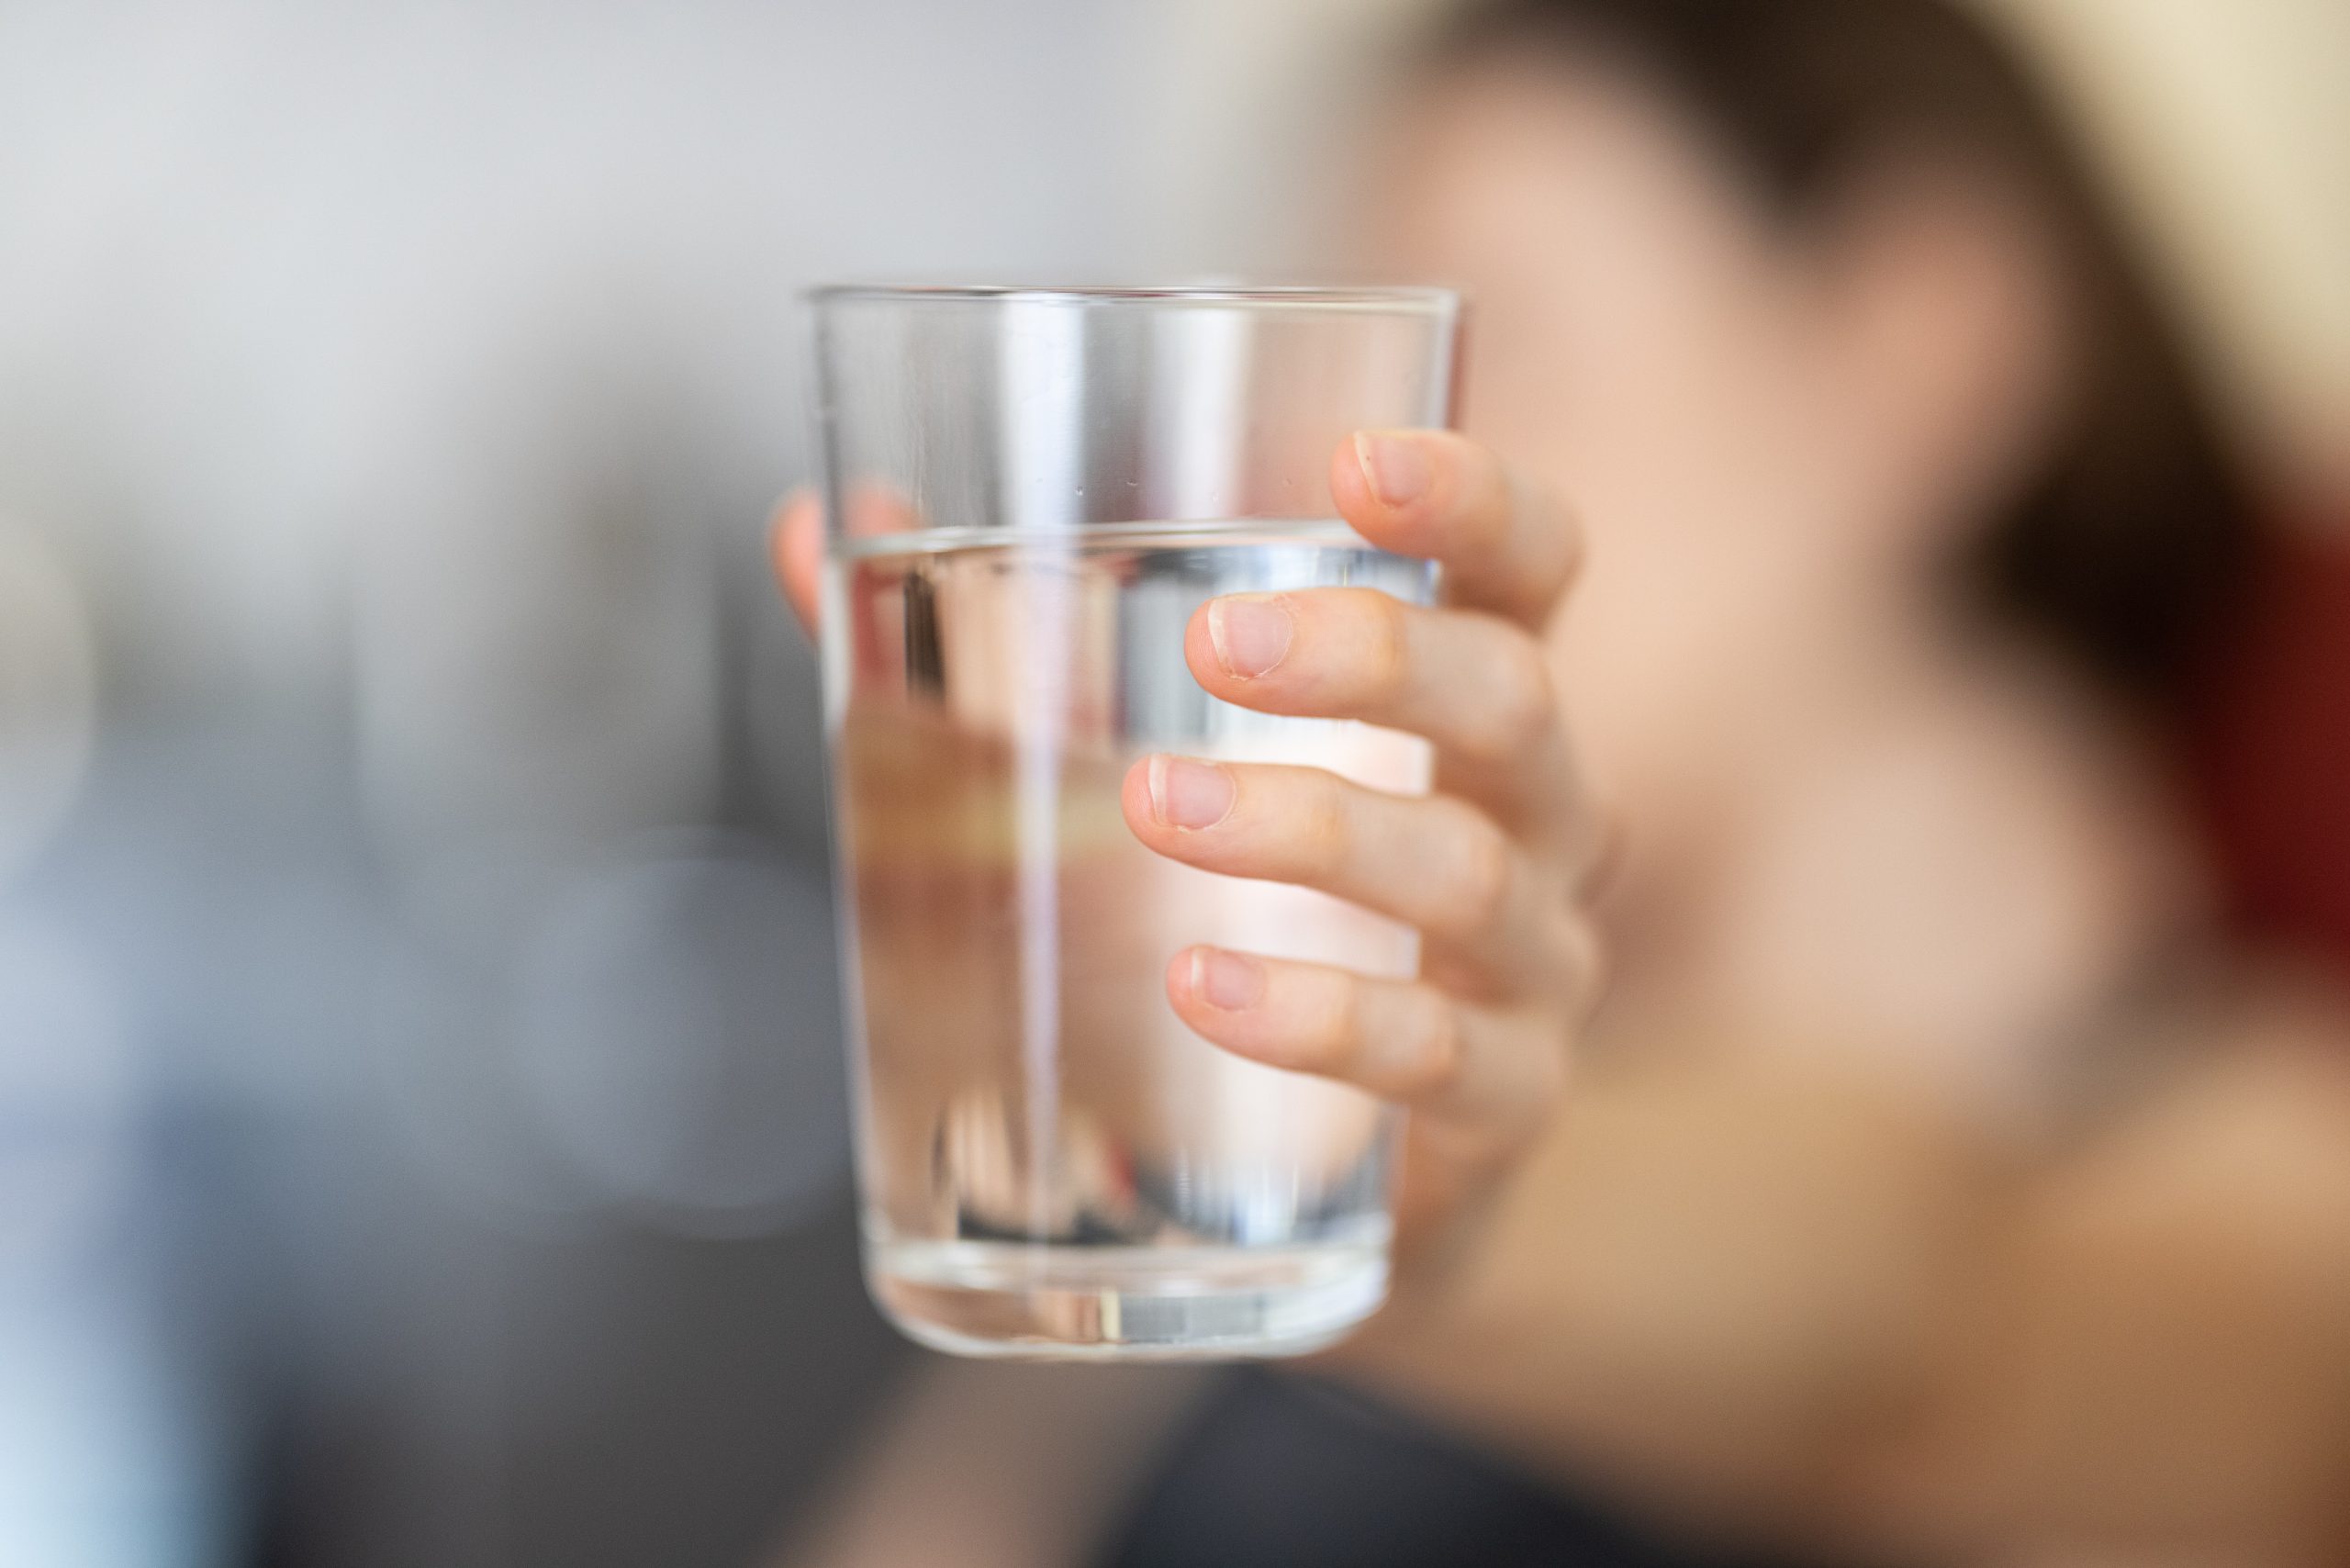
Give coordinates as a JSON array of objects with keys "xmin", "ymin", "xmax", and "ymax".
[{"xmin": 805, "ymin": 282, "xmax": 1461, "ymax": 314}]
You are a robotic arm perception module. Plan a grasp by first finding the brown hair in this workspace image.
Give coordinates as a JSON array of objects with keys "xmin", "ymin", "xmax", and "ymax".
[{"xmin": 1430, "ymin": 0, "xmax": 2258, "ymax": 722}]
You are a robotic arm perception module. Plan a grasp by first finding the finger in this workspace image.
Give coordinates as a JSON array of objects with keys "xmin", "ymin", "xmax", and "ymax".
[
  {"xmin": 1182, "ymin": 587, "xmax": 1585, "ymax": 836},
  {"xmin": 841, "ymin": 482, "xmax": 923, "ymax": 545},
  {"xmin": 768, "ymin": 490, "xmax": 824, "ymax": 633},
  {"xmin": 1121, "ymin": 756, "xmax": 1570, "ymax": 989},
  {"xmin": 1327, "ymin": 430, "xmax": 1581, "ymax": 628},
  {"xmin": 1165, "ymin": 946, "xmax": 1569, "ymax": 1139}
]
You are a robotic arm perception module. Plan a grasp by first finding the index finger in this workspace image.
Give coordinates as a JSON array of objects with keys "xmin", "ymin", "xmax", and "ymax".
[{"xmin": 1329, "ymin": 430, "xmax": 1581, "ymax": 629}]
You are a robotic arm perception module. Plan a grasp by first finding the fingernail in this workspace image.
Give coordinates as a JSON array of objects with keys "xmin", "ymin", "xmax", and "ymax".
[
  {"xmin": 1354, "ymin": 431, "xmax": 1431, "ymax": 509},
  {"xmin": 1147, "ymin": 756, "xmax": 1235, "ymax": 830},
  {"xmin": 1207, "ymin": 596, "xmax": 1293, "ymax": 678},
  {"xmin": 1192, "ymin": 948, "xmax": 1265, "ymax": 1011}
]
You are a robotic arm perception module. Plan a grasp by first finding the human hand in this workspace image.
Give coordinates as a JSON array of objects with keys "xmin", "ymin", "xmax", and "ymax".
[{"xmin": 770, "ymin": 431, "xmax": 1608, "ymax": 1264}]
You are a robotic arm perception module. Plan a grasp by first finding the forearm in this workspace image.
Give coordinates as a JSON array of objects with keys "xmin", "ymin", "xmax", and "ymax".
[
  {"xmin": 1329, "ymin": 1041, "xmax": 2350, "ymax": 1563},
  {"xmin": 1854, "ymin": 1041, "xmax": 2350, "ymax": 1564},
  {"xmin": 1327, "ymin": 1051, "xmax": 2009, "ymax": 1544}
]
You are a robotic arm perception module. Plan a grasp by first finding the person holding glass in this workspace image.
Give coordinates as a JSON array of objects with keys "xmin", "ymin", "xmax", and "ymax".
[{"xmin": 775, "ymin": 1, "xmax": 2350, "ymax": 1562}]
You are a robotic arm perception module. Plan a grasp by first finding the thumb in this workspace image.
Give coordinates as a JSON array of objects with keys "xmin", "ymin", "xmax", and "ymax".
[{"xmin": 768, "ymin": 490, "xmax": 824, "ymax": 634}]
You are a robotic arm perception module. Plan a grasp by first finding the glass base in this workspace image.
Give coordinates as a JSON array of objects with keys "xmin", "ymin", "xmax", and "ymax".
[{"xmin": 867, "ymin": 1238, "xmax": 1389, "ymax": 1361}]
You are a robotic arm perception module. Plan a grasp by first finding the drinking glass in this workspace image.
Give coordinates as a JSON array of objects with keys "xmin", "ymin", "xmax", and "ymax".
[{"xmin": 811, "ymin": 285, "xmax": 1462, "ymax": 1357}]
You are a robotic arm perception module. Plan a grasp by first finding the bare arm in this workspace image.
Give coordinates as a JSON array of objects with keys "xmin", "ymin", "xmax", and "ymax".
[
  {"xmin": 1334, "ymin": 1025, "xmax": 2350, "ymax": 1565},
  {"xmin": 767, "ymin": 445, "xmax": 2350, "ymax": 1565}
]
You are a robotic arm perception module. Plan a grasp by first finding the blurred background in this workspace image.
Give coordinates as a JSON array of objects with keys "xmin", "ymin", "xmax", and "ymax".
[{"xmin": 0, "ymin": 2, "xmax": 2342, "ymax": 1565}]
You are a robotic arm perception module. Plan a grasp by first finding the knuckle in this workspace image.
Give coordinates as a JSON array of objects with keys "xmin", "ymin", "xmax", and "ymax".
[
  {"xmin": 1495, "ymin": 1014, "xmax": 1571, "ymax": 1135},
  {"xmin": 1531, "ymin": 914, "xmax": 1583, "ymax": 987},
  {"xmin": 1505, "ymin": 467, "xmax": 1584, "ymax": 622},
  {"xmin": 1315, "ymin": 973, "xmax": 1369, "ymax": 1070},
  {"xmin": 1528, "ymin": 473, "xmax": 1584, "ymax": 580},
  {"xmin": 1441, "ymin": 812, "xmax": 1516, "ymax": 937},
  {"xmin": 1233, "ymin": 964, "xmax": 1364, "ymax": 1076},
  {"xmin": 1467, "ymin": 449, "xmax": 1516, "ymax": 546},
  {"xmin": 1404, "ymin": 994, "xmax": 1465, "ymax": 1098},
  {"xmin": 1466, "ymin": 633, "xmax": 1557, "ymax": 761},
  {"xmin": 1354, "ymin": 589, "xmax": 1413, "ymax": 703},
  {"xmin": 1295, "ymin": 770, "xmax": 1354, "ymax": 879}
]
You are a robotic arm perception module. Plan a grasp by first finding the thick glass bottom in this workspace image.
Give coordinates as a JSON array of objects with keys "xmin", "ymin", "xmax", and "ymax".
[{"xmin": 867, "ymin": 1238, "xmax": 1389, "ymax": 1361}]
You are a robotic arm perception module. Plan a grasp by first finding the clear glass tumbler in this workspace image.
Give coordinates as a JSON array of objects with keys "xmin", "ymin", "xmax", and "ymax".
[{"xmin": 811, "ymin": 285, "xmax": 1462, "ymax": 1358}]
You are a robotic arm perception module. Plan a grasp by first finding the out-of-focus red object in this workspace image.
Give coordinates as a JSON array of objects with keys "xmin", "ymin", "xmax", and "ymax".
[{"xmin": 2191, "ymin": 519, "xmax": 2350, "ymax": 976}]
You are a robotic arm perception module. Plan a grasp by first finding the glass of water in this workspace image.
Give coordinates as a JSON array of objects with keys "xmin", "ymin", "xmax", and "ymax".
[{"xmin": 811, "ymin": 285, "xmax": 1462, "ymax": 1358}]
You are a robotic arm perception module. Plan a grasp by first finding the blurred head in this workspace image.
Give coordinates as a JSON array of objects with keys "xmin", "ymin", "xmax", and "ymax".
[{"xmin": 1373, "ymin": 0, "xmax": 2255, "ymax": 820}]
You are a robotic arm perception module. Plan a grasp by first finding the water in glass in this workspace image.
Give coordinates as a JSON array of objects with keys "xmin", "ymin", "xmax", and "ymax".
[{"xmin": 825, "ymin": 521, "xmax": 1434, "ymax": 1356}]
